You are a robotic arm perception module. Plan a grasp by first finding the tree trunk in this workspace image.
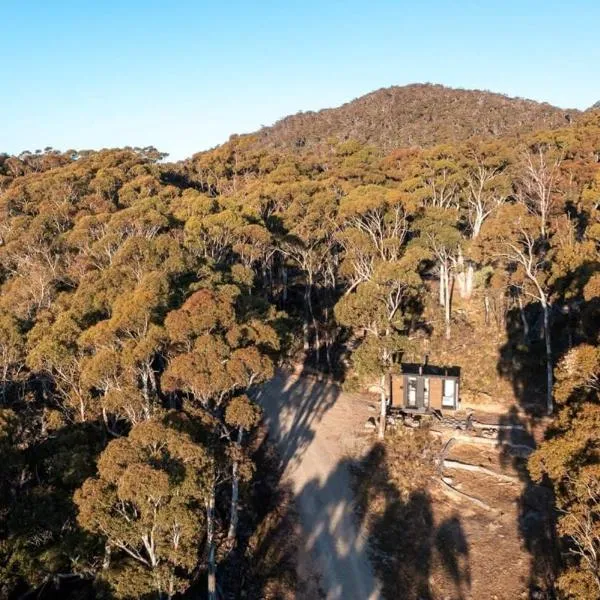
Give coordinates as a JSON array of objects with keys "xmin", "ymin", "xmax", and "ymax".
[
  {"xmin": 206, "ymin": 487, "xmax": 217, "ymax": 600},
  {"xmin": 305, "ymin": 281, "xmax": 320, "ymax": 364},
  {"xmin": 282, "ymin": 265, "xmax": 288, "ymax": 306},
  {"xmin": 454, "ymin": 251, "xmax": 473, "ymax": 300},
  {"xmin": 518, "ymin": 296, "xmax": 530, "ymax": 342},
  {"xmin": 484, "ymin": 294, "xmax": 490, "ymax": 326},
  {"xmin": 313, "ymin": 318, "xmax": 320, "ymax": 365},
  {"xmin": 141, "ymin": 369, "xmax": 149, "ymax": 403},
  {"xmin": 442, "ymin": 459, "xmax": 520, "ymax": 483},
  {"xmin": 324, "ymin": 308, "xmax": 333, "ymax": 372},
  {"xmin": 378, "ymin": 373, "xmax": 387, "ymax": 441},
  {"xmin": 542, "ymin": 300, "xmax": 554, "ymax": 415},
  {"xmin": 455, "ymin": 271, "xmax": 466, "ymax": 299},
  {"xmin": 444, "ymin": 265, "xmax": 452, "ymax": 340},
  {"xmin": 102, "ymin": 542, "xmax": 111, "ymax": 570},
  {"xmin": 439, "ymin": 263, "xmax": 446, "ymax": 306},
  {"xmin": 227, "ymin": 428, "xmax": 243, "ymax": 544},
  {"xmin": 465, "ymin": 263, "xmax": 474, "ymax": 299},
  {"xmin": 148, "ymin": 366, "xmax": 158, "ymax": 397},
  {"xmin": 302, "ymin": 321, "xmax": 310, "ymax": 352}
]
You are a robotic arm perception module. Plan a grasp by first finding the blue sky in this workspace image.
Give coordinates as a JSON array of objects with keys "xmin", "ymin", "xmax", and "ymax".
[{"xmin": 2, "ymin": 0, "xmax": 598, "ymax": 160}]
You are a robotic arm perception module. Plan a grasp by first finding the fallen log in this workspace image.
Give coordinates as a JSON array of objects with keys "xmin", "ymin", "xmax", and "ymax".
[
  {"xmin": 442, "ymin": 459, "xmax": 521, "ymax": 484},
  {"xmin": 470, "ymin": 420, "xmax": 527, "ymax": 432},
  {"xmin": 433, "ymin": 477, "xmax": 497, "ymax": 513},
  {"xmin": 430, "ymin": 430, "xmax": 534, "ymax": 455}
]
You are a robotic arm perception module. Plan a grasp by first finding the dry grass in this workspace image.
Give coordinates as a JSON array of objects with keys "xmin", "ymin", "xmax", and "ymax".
[{"xmin": 351, "ymin": 426, "xmax": 553, "ymax": 600}]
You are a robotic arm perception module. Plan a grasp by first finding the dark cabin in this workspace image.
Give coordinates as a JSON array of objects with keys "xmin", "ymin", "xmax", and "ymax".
[{"xmin": 390, "ymin": 363, "xmax": 461, "ymax": 412}]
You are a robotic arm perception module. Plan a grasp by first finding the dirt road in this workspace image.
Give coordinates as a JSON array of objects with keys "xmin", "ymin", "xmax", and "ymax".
[{"xmin": 257, "ymin": 371, "xmax": 382, "ymax": 600}]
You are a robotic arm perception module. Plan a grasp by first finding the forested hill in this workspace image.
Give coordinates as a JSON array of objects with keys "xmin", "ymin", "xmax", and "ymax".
[
  {"xmin": 249, "ymin": 84, "xmax": 579, "ymax": 152},
  {"xmin": 0, "ymin": 96, "xmax": 599, "ymax": 599}
]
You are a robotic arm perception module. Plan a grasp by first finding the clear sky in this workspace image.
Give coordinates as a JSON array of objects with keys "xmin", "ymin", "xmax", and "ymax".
[{"xmin": 2, "ymin": 0, "xmax": 599, "ymax": 160}]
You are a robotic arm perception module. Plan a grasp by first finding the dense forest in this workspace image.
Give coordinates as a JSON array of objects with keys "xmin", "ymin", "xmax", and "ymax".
[
  {"xmin": 253, "ymin": 84, "xmax": 580, "ymax": 152},
  {"xmin": 0, "ymin": 85, "xmax": 599, "ymax": 599}
]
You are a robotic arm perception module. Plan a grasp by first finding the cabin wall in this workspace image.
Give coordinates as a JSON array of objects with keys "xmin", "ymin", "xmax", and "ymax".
[
  {"xmin": 430, "ymin": 378, "xmax": 443, "ymax": 410},
  {"xmin": 391, "ymin": 375, "xmax": 404, "ymax": 407},
  {"xmin": 391, "ymin": 372, "xmax": 460, "ymax": 411}
]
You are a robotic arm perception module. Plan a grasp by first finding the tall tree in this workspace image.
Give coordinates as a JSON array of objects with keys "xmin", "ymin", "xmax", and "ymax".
[
  {"xmin": 336, "ymin": 255, "xmax": 421, "ymax": 439},
  {"xmin": 75, "ymin": 418, "xmax": 214, "ymax": 599},
  {"xmin": 479, "ymin": 203, "xmax": 555, "ymax": 414},
  {"xmin": 413, "ymin": 207, "xmax": 462, "ymax": 340}
]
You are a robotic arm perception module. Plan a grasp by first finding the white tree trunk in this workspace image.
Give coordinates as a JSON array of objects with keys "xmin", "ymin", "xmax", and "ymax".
[
  {"xmin": 102, "ymin": 541, "xmax": 111, "ymax": 570},
  {"xmin": 454, "ymin": 252, "xmax": 474, "ymax": 300},
  {"xmin": 282, "ymin": 265, "xmax": 288, "ymax": 305},
  {"xmin": 378, "ymin": 373, "xmax": 387, "ymax": 441},
  {"xmin": 206, "ymin": 487, "xmax": 217, "ymax": 600},
  {"xmin": 227, "ymin": 428, "xmax": 244, "ymax": 544},
  {"xmin": 439, "ymin": 263, "xmax": 446, "ymax": 306},
  {"xmin": 444, "ymin": 265, "xmax": 452, "ymax": 340},
  {"xmin": 455, "ymin": 271, "xmax": 466, "ymax": 299},
  {"xmin": 465, "ymin": 263, "xmax": 474, "ymax": 298},
  {"xmin": 302, "ymin": 321, "xmax": 310, "ymax": 352},
  {"xmin": 305, "ymin": 282, "xmax": 320, "ymax": 364}
]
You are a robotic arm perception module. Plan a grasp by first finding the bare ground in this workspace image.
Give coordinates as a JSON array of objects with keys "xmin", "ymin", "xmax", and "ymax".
[
  {"xmin": 257, "ymin": 370, "xmax": 382, "ymax": 600},
  {"xmin": 257, "ymin": 371, "xmax": 554, "ymax": 600}
]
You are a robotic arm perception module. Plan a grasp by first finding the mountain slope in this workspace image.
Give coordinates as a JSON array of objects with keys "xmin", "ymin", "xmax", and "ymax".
[{"xmin": 251, "ymin": 83, "xmax": 579, "ymax": 152}]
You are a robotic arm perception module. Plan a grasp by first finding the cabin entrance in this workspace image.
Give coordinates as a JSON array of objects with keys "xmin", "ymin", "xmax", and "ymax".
[{"xmin": 405, "ymin": 375, "xmax": 430, "ymax": 410}]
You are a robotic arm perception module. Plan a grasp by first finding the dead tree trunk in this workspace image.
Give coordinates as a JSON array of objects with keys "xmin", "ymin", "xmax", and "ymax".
[
  {"xmin": 102, "ymin": 542, "xmax": 111, "ymax": 570},
  {"xmin": 282, "ymin": 265, "xmax": 288, "ymax": 306},
  {"xmin": 442, "ymin": 459, "xmax": 520, "ymax": 483}
]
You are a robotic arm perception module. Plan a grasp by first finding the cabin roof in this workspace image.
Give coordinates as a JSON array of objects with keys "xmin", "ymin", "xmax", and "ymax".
[{"xmin": 399, "ymin": 362, "xmax": 460, "ymax": 378}]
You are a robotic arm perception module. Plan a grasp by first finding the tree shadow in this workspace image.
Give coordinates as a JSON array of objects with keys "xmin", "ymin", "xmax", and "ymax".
[
  {"xmin": 2, "ymin": 419, "xmax": 108, "ymax": 600},
  {"xmin": 497, "ymin": 303, "xmax": 572, "ymax": 598},
  {"xmin": 216, "ymin": 425, "xmax": 298, "ymax": 600},
  {"xmin": 294, "ymin": 461, "xmax": 379, "ymax": 600},
  {"xmin": 496, "ymin": 395, "xmax": 559, "ymax": 599},
  {"xmin": 435, "ymin": 516, "xmax": 471, "ymax": 600},
  {"xmin": 497, "ymin": 303, "xmax": 547, "ymax": 418},
  {"xmin": 256, "ymin": 368, "xmax": 340, "ymax": 473},
  {"xmin": 497, "ymin": 259, "xmax": 600, "ymax": 598},
  {"xmin": 352, "ymin": 443, "xmax": 471, "ymax": 600}
]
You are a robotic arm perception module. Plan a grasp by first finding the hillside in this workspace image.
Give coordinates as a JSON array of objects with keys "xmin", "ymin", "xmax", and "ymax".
[
  {"xmin": 250, "ymin": 83, "xmax": 579, "ymax": 152},
  {"xmin": 0, "ymin": 104, "xmax": 599, "ymax": 599}
]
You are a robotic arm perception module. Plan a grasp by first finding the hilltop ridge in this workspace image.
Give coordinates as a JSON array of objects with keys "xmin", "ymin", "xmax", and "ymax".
[{"xmin": 246, "ymin": 83, "xmax": 578, "ymax": 152}]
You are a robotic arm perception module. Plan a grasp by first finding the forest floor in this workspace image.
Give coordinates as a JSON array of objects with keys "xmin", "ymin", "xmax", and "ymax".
[{"xmin": 258, "ymin": 370, "xmax": 554, "ymax": 600}]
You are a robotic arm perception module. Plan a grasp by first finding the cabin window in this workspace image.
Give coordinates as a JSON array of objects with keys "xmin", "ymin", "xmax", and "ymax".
[
  {"xmin": 442, "ymin": 379, "xmax": 456, "ymax": 408},
  {"xmin": 423, "ymin": 377, "xmax": 430, "ymax": 407},
  {"xmin": 407, "ymin": 377, "xmax": 417, "ymax": 407}
]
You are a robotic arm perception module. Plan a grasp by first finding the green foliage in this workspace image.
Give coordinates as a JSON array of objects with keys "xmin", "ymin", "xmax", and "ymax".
[
  {"xmin": 1, "ymin": 97, "xmax": 600, "ymax": 597},
  {"xmin": 75, "ymin": 417, "xmax": 213, "ymax": 598}
]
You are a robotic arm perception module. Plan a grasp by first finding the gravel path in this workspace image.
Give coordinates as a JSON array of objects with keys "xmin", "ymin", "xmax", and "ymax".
[{"xmin": 257, "ymin": 371, "xmax": 382, "ymax": 600}]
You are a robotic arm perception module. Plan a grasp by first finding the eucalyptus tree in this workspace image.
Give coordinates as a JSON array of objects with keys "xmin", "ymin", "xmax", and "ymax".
[
  {"xmin": 412, "ymin": 207, "xmax": 463, "ymax": 339},
  {"xmin": 162, "ymin": 283, "xmax": 278, "ymax": 595},
  {"xmin": 479, "ymin": 203, "xmax": 555, "ymax": 413},
  {"xmin": 456, "ymin": 141, "xmax": 512, "ymax": 299},
  {"xmin": 336, "ymin": 253, "xmax": 421, "ymax": 439},
  {"xmin": 75, "ymin": 418, "xmax": 214, "ymax": 599}
]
